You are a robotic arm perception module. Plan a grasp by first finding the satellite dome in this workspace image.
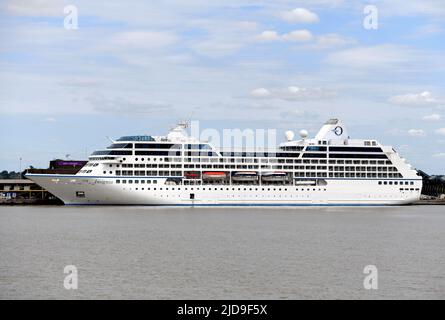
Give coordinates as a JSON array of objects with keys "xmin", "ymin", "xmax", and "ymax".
[
  {"xmin": 285, "ymin": 130, "xmax": 295, "ymax": 141},
  {"xmin": 299, "ymin": 129, "xmax": 308, "ymax": 139}
]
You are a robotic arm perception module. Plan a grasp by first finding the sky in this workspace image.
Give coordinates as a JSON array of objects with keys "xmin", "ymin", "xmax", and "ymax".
[{"xmin": 0, "ymin": 0, "xmax": 444, "ymax": 173}]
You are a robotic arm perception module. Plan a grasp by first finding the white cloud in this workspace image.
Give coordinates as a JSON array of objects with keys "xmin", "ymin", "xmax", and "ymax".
[
  {"xmin": 281, "ymin": 30, "xmax": 313, "ymax": 42},
  {"xmin": 314, "ymin": 33, "xmax": 354, "ymax": 48},
  {"xmin": 284, "ymin": 86, "xmax": 336, "ymax": 100},
  {"xmin": 256, "ymin": 31, "xmax": 280, "ymax": 41},
  {"xmin": 281, "ymin": 8, "xmax": 319, "ymax": 23},
  {"xmin": 388, "ymin": 91, "xmax": 440, "ymax": 107},
  {"xmin": 249, "ymin": 86, "xmax": 335, "ymax": 100},
  {"xmin": 386, "ymin": 128, "xmax": 405, "ymax": 136},
  {"xmin": 256, "ymin": 29, "xmax": 313, "ymax": 42},
  {"xmin": 249, "ymin": 88, "xmax": 271, "ymax": 98},
  {"xmin": 422, "ymin": 114, "xmax": 441, "ymax": 121},
  {"xmin": 44, "ymin": 117, "xmax": 57, "ymax": 122},
  {"xmin": 5, "ymin": 0, "xmax": 63, "ymax": 16},
  {"xmin": 435, "ymin": 128, "xmax": 445, "ymax": 136},
  {"xmin": 408, "ymin": 129, "xmax": 426, "ymax": 137}
]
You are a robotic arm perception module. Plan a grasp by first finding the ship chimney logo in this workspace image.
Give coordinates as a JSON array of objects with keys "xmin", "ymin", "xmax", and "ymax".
[{"xmin": 334, "ymin": 126, "xmax": 343, "ymax": 136}]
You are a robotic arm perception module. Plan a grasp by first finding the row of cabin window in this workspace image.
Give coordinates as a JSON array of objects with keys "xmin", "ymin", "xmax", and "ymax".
[
  {"xmin": 122, "ymin": 163, "xmax": 181, "ymax": 168},
  {"xmin": 281, "ymin": 144, "xmax": 380, "ymax": 152},
  {"xmin": 116, "ymin": 179, "xmax": 158, "ymax": 184},
  {"xmin": 121, "ymin": 158, "xmax": 181, "ymax": 163},
  {"xmin": 93, "ymin": 150, "xmax": 186, "ymax": 156},
  {"xmin": 118, "ymin": 171, "xmax": 182, "ymax": 176},
  {"xmin": 119, "ymin": 166, "xmax": 355, "ymax": 172},
  {"xmin": 88, "ymin": 157, "xmax": 115, "ymax": 161},
  {"xmin": 138, "ymin": 151, "xmax": 305, "ymax": 157},
  {"xmin": 221, "ymin": 152, "xmax": 302, "ymax": 157},
  {"xmin": 109, "ymin": 143, "xmax": 382, "ymax": 153},
  {"xmin": 99, "ymin": 148, "xmax": 385, "ymax": 158},
  {"xmin": 219, "ymin": 152, "xmax": 386, "ymax": 158},
  {"xmin": 115, "ymin": 165, "xmax": 398, "ymax": 172},
  {"xmin": 302, "ymin": 153, "xmax": 388, "ymax": 159},
  {"xmin": 84, "ymin": 163, "xmax": 100, "ymax": 167},
  {"xmin": 118, "ymin": 157, "xmax": 392, "ymax": 165},
  {"xmin": 115, "ymin": 179, "xmax": 413, "ymax": 185},
  {"xmin": 115, "ymin": 183, "xmax": 326, "ymax": 192},
  {"xmin": 108, "ymin": 143, "xmax": 211, "ymax": 150},
  {"xmin": 330, "ymin": 166, "xmax": 398, "ymax": 172},
  {"xmin": 295, "ymin": 172, "xmax": 403, "ymax": 178},
  {"xmin": 329, "ymin": 147, "xmax": 382, "ymax": 152},
  {"xmin": 91, "ymin": 159, "xmax": 394, "ymax": 171},
  {"xmin": 379, "ymin": 181, "xmax": 414, "ymax": 186},
  {"xmin": 111, "ymin": 159, "xmax": 391, "ymax": 166},
  {"xmin": 223, "ymin": 146, "xmax": 382, "ymax": 154}
]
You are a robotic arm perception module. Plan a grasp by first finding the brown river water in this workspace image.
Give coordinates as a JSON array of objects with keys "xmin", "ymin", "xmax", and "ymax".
[{"xmin": 0, "ymin": 205, "xmax": 444, "ymax": 299}]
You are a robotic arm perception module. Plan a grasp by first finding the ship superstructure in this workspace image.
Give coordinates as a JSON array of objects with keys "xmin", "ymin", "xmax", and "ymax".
[{"xmin": 26, "ymin": 119, "xmax": 422, "ymax": 206}]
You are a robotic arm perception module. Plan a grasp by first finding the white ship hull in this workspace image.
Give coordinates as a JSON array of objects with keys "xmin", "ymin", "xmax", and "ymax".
[{"xmin": 26, "ymin": 174, "xmax": 421, "ymax": 206}]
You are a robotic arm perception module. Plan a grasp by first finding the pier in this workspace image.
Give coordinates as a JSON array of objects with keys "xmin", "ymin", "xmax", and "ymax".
[
  {"xmin": 0, "ymin": 179, "xmax": 62, "ymax": 205},
  {"xmin": 0, "ymin": 159, "xmax": 86, "ymax": 205}
]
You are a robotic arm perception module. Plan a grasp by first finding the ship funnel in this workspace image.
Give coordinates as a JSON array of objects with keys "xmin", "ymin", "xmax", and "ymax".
[{"xmin": 314, "ymin": 119, "xmax": 348, "ymax": 140}]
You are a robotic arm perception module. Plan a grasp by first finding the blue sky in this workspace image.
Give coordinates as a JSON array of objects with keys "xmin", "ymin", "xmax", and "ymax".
[{"xmin": 0, "ymin": 0, "xmax": 444, "ymax": 173}]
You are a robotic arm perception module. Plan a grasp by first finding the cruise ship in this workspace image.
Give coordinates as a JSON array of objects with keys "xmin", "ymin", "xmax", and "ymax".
[{"xmin": 26, "ymin": 119, "xmax": 422, "ymax": 206}]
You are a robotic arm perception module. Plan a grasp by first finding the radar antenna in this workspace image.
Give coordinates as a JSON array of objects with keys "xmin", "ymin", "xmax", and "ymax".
[
  {"xmin": 170, "ymin": 109, "xmax": 195, "ymax": 131},
  {"xmin": 177, "ymin": 120, "xmax": 189, "ymax": 129}
]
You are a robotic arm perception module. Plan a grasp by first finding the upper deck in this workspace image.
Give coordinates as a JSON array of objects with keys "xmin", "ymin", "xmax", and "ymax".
[
  {"xmin": 78, "ymin": 119, "xmax": 420, "ymax": 183},
  {"xmin": 89, "ymin": 118, "xmax": 392, "ymax": 160}
]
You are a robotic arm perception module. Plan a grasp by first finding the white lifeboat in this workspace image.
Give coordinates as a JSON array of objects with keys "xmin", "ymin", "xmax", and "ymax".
[
  {"xmin": 261, "ymin": 171, "xmax": 288, "ymax": 182},
  {"xmin": 232, "ymin": 171, "xmax": 259, "ymax": 181}
]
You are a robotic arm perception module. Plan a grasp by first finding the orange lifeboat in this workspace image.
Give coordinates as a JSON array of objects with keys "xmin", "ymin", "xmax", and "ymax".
[{"xmin": 202, "ymin": 171, "xmax": 227, "ymax": 180}]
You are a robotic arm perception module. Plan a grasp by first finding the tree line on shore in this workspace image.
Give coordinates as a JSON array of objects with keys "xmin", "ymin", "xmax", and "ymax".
[{"xmin": 0, "ymin": 171, "xmax": 24, "ymax": 179}]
